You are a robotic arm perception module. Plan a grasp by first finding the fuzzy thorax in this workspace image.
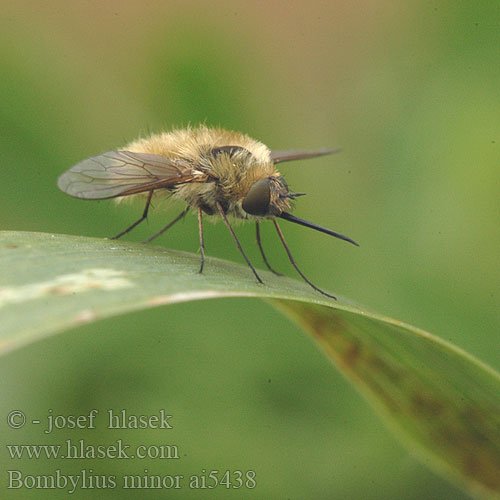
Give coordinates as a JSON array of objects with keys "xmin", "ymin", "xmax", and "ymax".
[{"xmin": 120, "ymin": 126, "xmax": 289, "ymax": 219}]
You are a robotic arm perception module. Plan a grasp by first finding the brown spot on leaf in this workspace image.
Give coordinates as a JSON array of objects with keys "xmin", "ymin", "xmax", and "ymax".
[
  {"xmin": 342, "ymin": 341, "xmax": 362, "ymax": 369},
  {"xmin": 411, "ymin": 391, "xmax": 444, "ymax": 417}
]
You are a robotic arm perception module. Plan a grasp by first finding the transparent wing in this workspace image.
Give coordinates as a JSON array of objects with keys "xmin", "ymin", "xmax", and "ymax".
[
  {"xmin": 57, "ymin": 151, "xmax": 198, "ymax": 199},
  {"xmin": 270, "ymin": 148, "xmax": 340, "ymax": 164}
]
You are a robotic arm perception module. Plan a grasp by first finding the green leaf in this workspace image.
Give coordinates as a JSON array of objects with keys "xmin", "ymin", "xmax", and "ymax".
[{"xmin": 1, "ymin": 231, "xmax": 499, "ymax": 499}]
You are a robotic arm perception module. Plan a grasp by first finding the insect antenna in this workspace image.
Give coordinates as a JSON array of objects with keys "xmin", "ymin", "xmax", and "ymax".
[
  {"xmin": 272, "ymin": 219, "xmax": 337, "ymax": 300},
  {"xmin": 110, "ymin": 190, "xmax": 153, "ymax": 240},
  {"xmin": 278, "ymin": 212, "xmax": 359, "ymax": 246},
  {"xmin": 216, "ymin": 202, "xmax": 263, "ymax": 284},
  {"xmin": 271, "ymin": 148, "xmax": 341, "ymax": 164},
  {"xmin": 141, "ymin": 207, "xmax": 189, "ymax": 244},
  {"xmin": 255, "ymin": 221, "xmax": 282, "ymax": 276}
]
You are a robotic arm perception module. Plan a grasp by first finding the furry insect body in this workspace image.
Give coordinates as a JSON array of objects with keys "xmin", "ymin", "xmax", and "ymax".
[
  {"xmin": 124, "ymin": 128, "xmax": 290, "ymax": 219},
  {"xmin": 58, "ymin": 126, "xmax": 358, "ymax": 299}
]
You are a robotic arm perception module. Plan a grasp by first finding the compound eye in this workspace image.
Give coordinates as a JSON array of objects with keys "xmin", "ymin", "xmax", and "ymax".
[{"xmin": 242, "ymin": 179, "xmax": 271, "ymax": 216}]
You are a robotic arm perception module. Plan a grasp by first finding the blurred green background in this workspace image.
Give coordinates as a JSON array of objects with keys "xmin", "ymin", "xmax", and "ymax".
[{"xmin": 1, "ymin": 1, "xmax": 499, "ymax": 498}]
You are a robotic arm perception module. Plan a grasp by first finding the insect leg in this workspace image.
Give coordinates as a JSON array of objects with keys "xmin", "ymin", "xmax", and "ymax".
[
  {"xmin": 216, "ymin": 202, "xmax": 263, "ymax": 284},
  {"xmin": 198, "ymin": 205, "xmax": 205, "ymax": 274},
  {"xmin": 272, "ymin": 219, "xmax": 336, "ymax": 300},
  {"xmin": 110, "ymin": 190, "xmax": 153, "ymax": 240},
  {"xmin": 142, "ymin": 207, "xmax": 189, "ymax": 243},
  {"xmin": 256, "ymin": 221, "xmax": 282, "ymax": 276}
]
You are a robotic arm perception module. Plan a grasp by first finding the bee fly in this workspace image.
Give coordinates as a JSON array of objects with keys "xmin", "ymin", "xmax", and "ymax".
[{"xmin": 58, "ymin": 126, "xmax": 358, "ymax": 299}]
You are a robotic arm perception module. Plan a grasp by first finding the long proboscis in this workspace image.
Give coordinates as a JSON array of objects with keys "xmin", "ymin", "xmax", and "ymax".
[{"xmin": 278, "ymin": 212, "xmax": 359, "ymax": 247}]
